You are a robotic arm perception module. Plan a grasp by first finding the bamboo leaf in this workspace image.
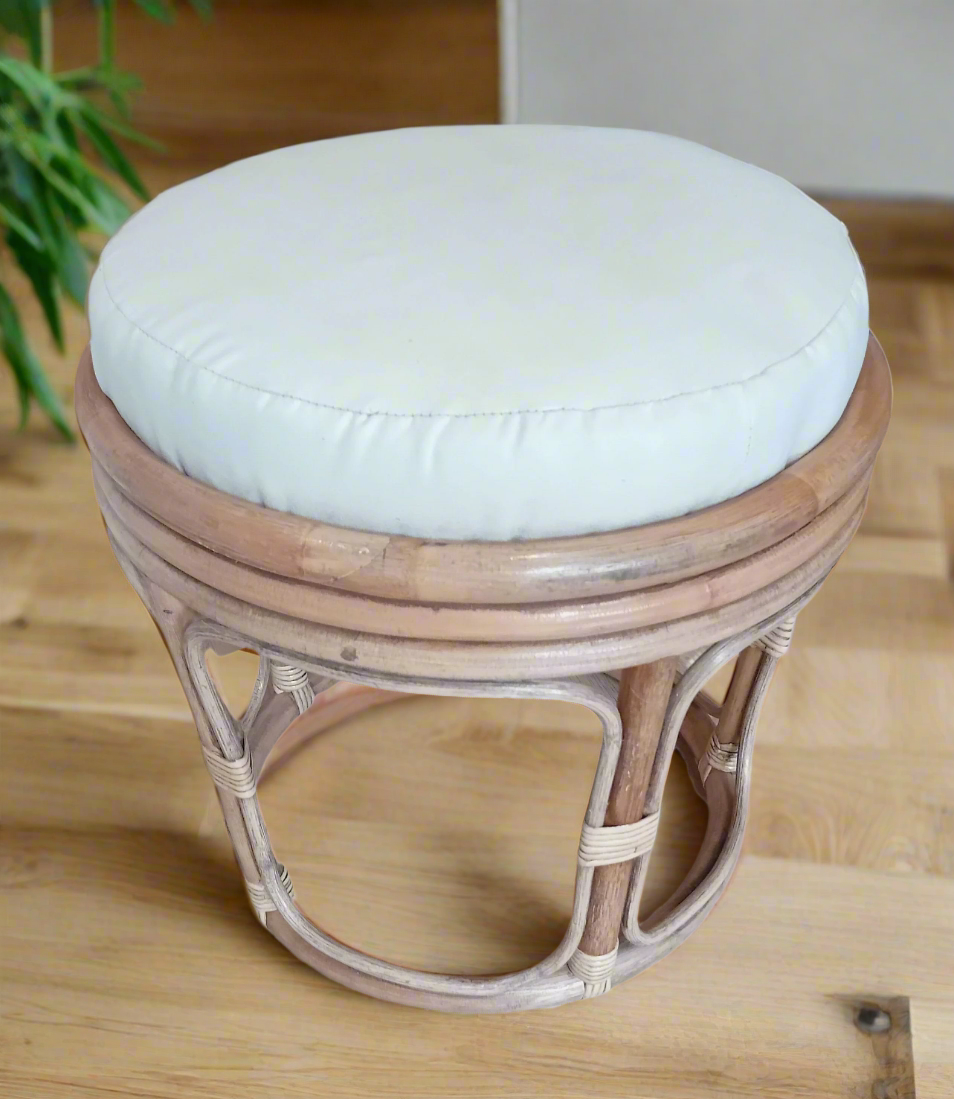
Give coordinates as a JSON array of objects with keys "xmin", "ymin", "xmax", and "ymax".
[
  {"xmin": 45, "ymin": 136, "xmax": 132, "ymax": 231},
  {"xmin": 76, "ymin": 100, "xmax": 163, "ymax": 150},
  {"xmin": 0, "ymin": 281, "xmax": 73, "ymax": 438},
  {"xmin": 6, "ymin": 229, "xmax": 64, "ymax": 349},
  {"xmin": 0, "ymin": 285, "xmax": 32, "ymax": 426},
  {"xmin": 1, "ymin": 0, "xmax": 210, "ymax": 439},
  {"xmin": 52, "ymin": 229, "xmax": 89, "ymax": 307},
  {"xmin": 14, "ymin": 133, "xmax": 117, "ymax": 233},
  {"xmin": 70, "ymin": 109, "xmax": 148, "ymax": 199},
  {"xmin": 4, "ymin": 342, "xmax": 32, "ymax": 427},
  {"xmin": 2, "ymin": 147, "xmax": 37, "ymax": 205},
  {"xmin": 3, "ymin": 156, "xmax": 90, "ymax": 302},
  {"xmin": 94, "ymin": 0, "xmax": 117, "ymax": 67},
  {"xmin": 0, "ymin": 0, "xmax": 44, "ymax": 66},
  {"xmin": 12, "ymin": 337, "xmax": 73, "ymax": 438},
  {"xmin": 108, "ymin": 89, "xmax": 129, "ymax": 118},
  {"xmin": 57, "ymin": 65, "xmax": 141, "ymax": 104},
  {"xmin": 18, "ymin": 162, "xmax": 66, "ymax": 253},
  {"xmin": 20, "ymin": 178, "xmax": 91, "ymax": 304},
  {"xmin": 0, "ymin": 56, "xmax": 46, "ymax": 107},
  {"xmin": 131, "ymin": 0, "xmax": 175, "ymax": 25},
  {"xmin": 0, "ymin": 53, "xmax": 69, "ymax": 108},
  {"xmin": 0, "ymin": 199, "xmax": 44, "ymax": 250},
  {"xmin": 76, "ymin": 172, "xmax": 130, "ymax": 232},
  {"xmin": 57, "ymin": 112, "xmax": 81, "ymax": 152}
]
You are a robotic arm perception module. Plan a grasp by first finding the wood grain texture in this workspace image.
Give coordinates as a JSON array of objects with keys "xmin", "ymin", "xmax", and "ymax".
[
  {"xmin": 1, "ymin": 0, "xmax": 952, "ymax": 1088},
  {"xmin": 578, "ymin": 660, "xmax": 676, "ymax": 957},
  {"xmin": 87, "ymin": 454, "xmax": 872, "ymax": 642},
  {"xmin": 91, "ymin": 483, "xmax": 865, "ymax": 681},
  {"xmin": 715, "ymin": 647, "xmax": 763, "ymax": 749},
  {"xmin": 820, "ymin": 198, "xmax": 954, "ymax": 278},
  {"xmin": 851, "ymin": 995, "xmax": 918, "ymax": 1099},
  {"xmin": 75, "ymin": 340, "xmax": 890, "ymax": 607},
  {"xmin": 54, "ymin": 0, "xmax": 499, "ymax": 164}
]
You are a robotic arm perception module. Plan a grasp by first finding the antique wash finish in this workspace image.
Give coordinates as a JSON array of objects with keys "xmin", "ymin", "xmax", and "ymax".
[
  {"xmin": 76, "ymin": 125, "xmax": 889, "ymax": 1012},
  {"xmin": 75, "ymin": 337, "xmax": 889, "ymax": 1013}
]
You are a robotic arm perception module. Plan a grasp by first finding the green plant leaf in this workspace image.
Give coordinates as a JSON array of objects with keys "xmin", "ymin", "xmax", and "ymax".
[
  {"xmin": 2, "ymin": 152, "xmax": 91, "ymax": 303},
  {"xmin": 43, "ymin": 136, "xmax": 132, "ymax": 231},
  {"xmin": 0, "ymin": 281, "xmax": 73, "ymax": 439},
  {"xmin": 2, "ymin": 147, "xmax": 37, "ymax": 205},
  {"xmin": 57, "ymin": 112, "xmax": 81, "ymax": 152},
  {"xmin": 14, "ymin": 131, "xmax": 119, "ymax": 233},
  {"xmin": 72, "ymin": 110, "xmax": 148, "ymax": 199},
  {"xmin": 11, "ymin": 337, "xmax": 73, "ymax": 438},
  {"xmin": 0, "ymin": 284, "xmax": 32, "ymax": 425},
  {"xmin": 77, "ymin": 98, "xmax": 163, "ymax": 149},
  {"xmin": 0, "ymin": 199, "xmax": 43, "ymax": 250},
  {"xmin": 92, "ymin": 0, "xmax": 117, "ymax": 66},
  {"xmin": 107, "ymin": 89, "xmax": 128, "ymax": 117},
  {"xmin": 0, "ymin": 56, "xmax": 44, "ymax": 108},
  {"xmin": 76, "ymin": 171, "xmax": 130, "ymax": 231},
  {"xmin": 6, "ymin": 156, "xmax": 70, "ymax": 271},
  {"xmin": 1, "ymin": 0, "xmax": 210, "ymax": 439},
  {"xmin": 15, "ymin": 160, "xmax": 62, "ymax": 252},
  {"xmin": 30, "ymin": 161, "xmax": 115, "ymax": 233},
  {"xmin": 7, "ymin": 229, "xmax": 64, "ymax": 349},
  {"xmin": 0, "ymin": 0, "xmax": 44, "ymax": 66},
  {"xmin": 17, "ymin": 174, "xmax": 90, "ymax": 304},
  {"xmin": 47, "ymin": 207, "xmax": 89, "ymax": 305},
  {"xmin": 3, "ymin": 341, "xmax": 32, "ymax": 427},
  {"xmin": 131, "ymin": 0, "xmax": 174, "ymax": 24},
  {"xmin": 57, "ymin": 65, "xmax": 140, "ymax": 108},
  {"xmin": 0, "ymin": 53, "xmax": 66, "ymax": 108}
]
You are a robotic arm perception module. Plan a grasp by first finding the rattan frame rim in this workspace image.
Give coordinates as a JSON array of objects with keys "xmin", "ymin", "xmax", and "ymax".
[{"xmin": 75, "ymin": 335, "xmax": 891, "ymax": 607}]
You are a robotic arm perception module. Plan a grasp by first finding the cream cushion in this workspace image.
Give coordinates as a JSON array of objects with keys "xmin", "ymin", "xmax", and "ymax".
[{"xmin": 88, "ymin": 125, "xmax": 868, "ymax": 541}]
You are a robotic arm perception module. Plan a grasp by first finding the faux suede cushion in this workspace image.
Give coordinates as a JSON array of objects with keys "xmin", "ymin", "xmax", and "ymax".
[{"xmin": 88, "ymin": 125, "xmax": 868, "ymax": 540}]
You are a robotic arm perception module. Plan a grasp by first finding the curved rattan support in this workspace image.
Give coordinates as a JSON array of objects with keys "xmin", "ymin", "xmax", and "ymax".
[
  {"xmin": 109, "ymin": 529, "xmax": 813, "ymax": 1010},
  {"xmin": 233, "ymin": 672, "xmax": 748, "ymax": 1006},
  {"xmin": 185, "ymin": 619, "xmax": 624, "ymax": 1001},
  {"xmin": 621, "ymin": 608, "xmax": 805, "ymax": 948}
]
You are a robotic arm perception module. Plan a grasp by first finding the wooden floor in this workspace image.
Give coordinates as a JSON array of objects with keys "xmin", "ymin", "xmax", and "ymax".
[
  {"xmin": 3, "ymin": 195, "xmax": 952, "ymax": 1099},
  {"xmin": 2, "ymin": 5, "xmax": 954, "ymax": 1094}
]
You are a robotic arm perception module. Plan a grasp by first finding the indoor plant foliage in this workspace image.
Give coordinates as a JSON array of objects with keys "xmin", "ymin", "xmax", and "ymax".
[{"xmin": 0, "ymin": 0, "xmax": 208, "ymax": 439}]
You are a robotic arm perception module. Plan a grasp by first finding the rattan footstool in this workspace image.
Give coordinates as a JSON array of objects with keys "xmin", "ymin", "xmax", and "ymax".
[{"xmin": 77, "ymin": 126, "xmax": 891, "ymax": 1013}]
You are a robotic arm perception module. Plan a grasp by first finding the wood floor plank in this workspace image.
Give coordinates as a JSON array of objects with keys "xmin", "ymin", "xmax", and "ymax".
[
  {"xmin": 1, "ymin": 14, "xmax": 951, "ymax": 1086},
  {"xmin": 3, "ymin": 842, "xmax": 951, "ymax": 1097}
]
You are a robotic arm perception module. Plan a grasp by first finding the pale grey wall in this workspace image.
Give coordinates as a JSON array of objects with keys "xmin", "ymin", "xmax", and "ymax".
[{"xmin": 500, "ymin": 0, "xmax": 954, "ymax": 198}]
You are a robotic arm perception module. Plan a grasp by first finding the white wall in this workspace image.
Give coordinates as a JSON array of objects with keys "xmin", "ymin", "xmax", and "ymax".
[{"xmin": 500, "ymin": 0, "xmax": 954, "ymax": 198}]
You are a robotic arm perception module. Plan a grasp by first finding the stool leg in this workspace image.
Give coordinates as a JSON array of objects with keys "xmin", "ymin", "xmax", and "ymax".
[
  {"xmin": 106, "ymin": 542, "xmax": 262, "ymax": 890},
  {"xmin": 699, "ymin": 646, "xmax": 762, "ymax": 782},
  {"xmin": 702, "ymin": 617, "xmax": 796, "ymax": 783},
  {"xmin": 570, "ymin": 658, "xmax": 676, "ymax": 994}
]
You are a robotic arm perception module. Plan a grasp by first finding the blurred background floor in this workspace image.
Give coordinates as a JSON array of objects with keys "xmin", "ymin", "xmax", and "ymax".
[{"xmin": 1, "ymin": 2, "xmax": 953, "ymax": 1097}]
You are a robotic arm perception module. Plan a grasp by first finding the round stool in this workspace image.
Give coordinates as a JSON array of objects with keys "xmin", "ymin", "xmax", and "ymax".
[{"xmin": 77, "ymin": 126, "xmax": 891, "ymax": 1013}]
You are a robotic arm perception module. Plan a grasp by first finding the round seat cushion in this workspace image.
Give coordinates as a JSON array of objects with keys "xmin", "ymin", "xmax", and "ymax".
[{"xmin": 88, "ymin": 125, "xmax": 868, "ymax": 541}]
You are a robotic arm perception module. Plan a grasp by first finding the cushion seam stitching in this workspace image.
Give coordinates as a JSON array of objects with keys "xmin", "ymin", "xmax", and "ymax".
[{"xmin": 95, "ymin": 259, "xmax": 864, "ymax": 420}]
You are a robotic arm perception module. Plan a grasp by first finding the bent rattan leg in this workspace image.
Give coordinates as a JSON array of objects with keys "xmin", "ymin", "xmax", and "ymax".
[
  {"xmin": 113, "ymin": 531, "xmax": 812, "ymax": 1012},
  {"xmin": 568, "ymin": 659, "xmax": 676, "ymax": 996}
]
